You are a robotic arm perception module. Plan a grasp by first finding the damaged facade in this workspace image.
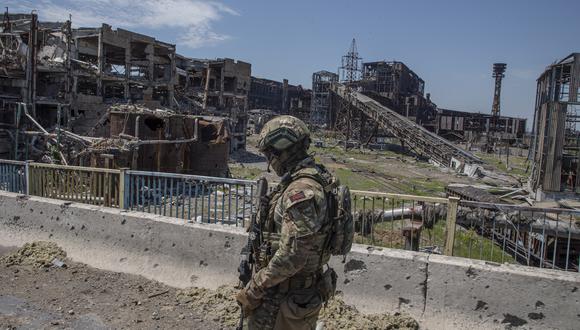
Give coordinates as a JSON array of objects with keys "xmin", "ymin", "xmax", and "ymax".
[
  {"xmin": 359, "ymin": 61, "xmax": 432, "ymax": 123},
  {"xmin": 436, "ymin": 108, "xmax": 526, "ymax": 142},
  {"xmin": 530, "ymin": 53, "xmax": 580, "ymax": 197},
  {"xmin": 80, "ymin": 105, "xmax": 230, "ymax": 176},
  {"xmin": 248, "ymin": 76, "xmax": 311, "ymax": 122},
  {"xmin": 175, "ymin": 57, "xmax": 250, "ymax": 151},
  {"xmin": 1, "ymin": 11, "xmax": 249, "ymax": 172},
  {"xmin": 0, "ymin": 13, "xmax": 73, "ymax": 160},
  {"xmin": 73, "ymin": 23, "xmax": 178, "ymax": 132}
]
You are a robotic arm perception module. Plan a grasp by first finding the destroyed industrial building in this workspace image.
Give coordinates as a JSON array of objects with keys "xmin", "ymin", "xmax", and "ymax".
[
  {"xmin": 530, "ymin": 53, "xmax": 580, "ymax": 197},
  {"xmin": 311, "ymin": 40, "xmax": 527, "ymax": 152},
  {"xmin": 310, "ymin": 70, "xmax": 338, "ymax": 126},
  {"xmin": 80, "ymin": 105, "xmax": 230, "ymax": 176},
  {"xmin": 248, "ymin": 76, "xmax": 311, "ymax": 122},
  {"xmin": 0, "ymin": 11, "xmax": 243, "ymax": 173}
]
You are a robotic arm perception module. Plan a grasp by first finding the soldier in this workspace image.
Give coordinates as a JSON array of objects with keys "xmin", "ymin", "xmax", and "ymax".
[{"xmin": 236, "ymin": 115, "xmax": 337, "ymax": 329}]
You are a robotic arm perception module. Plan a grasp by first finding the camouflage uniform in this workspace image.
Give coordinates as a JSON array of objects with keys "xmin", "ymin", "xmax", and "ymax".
[
  {"xmin": 248, "ymin": 159, "xmax": 333, "ymax": 329},
  {"xmin": 236, "ymin": 115, "xmax": 336, "ymax": 330}
]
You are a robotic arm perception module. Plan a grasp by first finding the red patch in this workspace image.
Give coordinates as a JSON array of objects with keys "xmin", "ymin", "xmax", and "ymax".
[{"xmin": 289, "ymin": 191, "xmax": 306, "ymax": 202}]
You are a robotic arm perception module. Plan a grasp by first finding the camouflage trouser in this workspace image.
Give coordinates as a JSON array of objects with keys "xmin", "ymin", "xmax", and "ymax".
[{"xmin": 248, "ymin": 288, "xmax": 322, "ymax": 330}]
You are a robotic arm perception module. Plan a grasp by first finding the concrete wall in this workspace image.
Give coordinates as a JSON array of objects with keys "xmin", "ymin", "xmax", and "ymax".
[{"xmin": 1, "ymin": 191, "xmax": 579, "ymax": 330}]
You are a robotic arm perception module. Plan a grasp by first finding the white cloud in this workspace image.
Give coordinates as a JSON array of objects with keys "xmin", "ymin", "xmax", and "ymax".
[{"xmin": 9, "ymin": 0, "xmax": 237, "ymax": 48}]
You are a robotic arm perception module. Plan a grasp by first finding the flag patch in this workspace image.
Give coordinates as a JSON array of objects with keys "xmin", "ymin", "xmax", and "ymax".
[{"xmin": 289, "ymin": 191, "xmax": 306, "ymax": 202}]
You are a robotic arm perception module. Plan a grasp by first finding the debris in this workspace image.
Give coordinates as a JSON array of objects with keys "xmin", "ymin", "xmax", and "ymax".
[
  {"xmin": 51, "ymin": 258, "xmax": 67, "ymax": 268},
  {"xmin": 177, "ymin": 286, "xmax": 239, "ymax": 327},
  {"xmin": 0, "ymin": 241, "xmax": 67, "ymax": 268},
  {"xmin": 319, "ymin": 294, "xmax": 418, "ymax": 330},
  {"xmin": 176, "ymin": 285, "xmax": 418, "ymax": 329},
  {"xmin": 148, "ymin": 290, "xmax": 170, "ymax": 299}
]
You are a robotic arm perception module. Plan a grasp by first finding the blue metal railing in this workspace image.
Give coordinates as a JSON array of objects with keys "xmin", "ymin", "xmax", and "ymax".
[
  {"xmin": 0, "ymin": 159, "xmax": 27, "ymax": 194},
  {"xmin": 124, "ymin": 170, "xmax": 256, "ymax": 227},
  {"xmin": 2, "ymin": 159, "xmax": 580, "ymax": 273}
]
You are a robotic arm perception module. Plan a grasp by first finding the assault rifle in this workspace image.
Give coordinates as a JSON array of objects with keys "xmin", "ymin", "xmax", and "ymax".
[{"xmin": 237, "ymin": 177, "xmax": 269, "ymax": 330}]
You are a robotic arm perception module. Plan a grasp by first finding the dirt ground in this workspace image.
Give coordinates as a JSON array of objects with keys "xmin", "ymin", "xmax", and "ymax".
[{"xmin": 0, "ymin": 245, "xmax": 225, "ymax": 330}]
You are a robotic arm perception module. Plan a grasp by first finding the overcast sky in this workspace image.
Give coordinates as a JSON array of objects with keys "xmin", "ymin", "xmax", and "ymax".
[{"xmin": 10, "ymin": 0, "xmax": 580, "ymax": 122}]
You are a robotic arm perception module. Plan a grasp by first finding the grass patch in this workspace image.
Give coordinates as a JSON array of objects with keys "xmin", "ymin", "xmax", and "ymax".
[
  {"xmin": 311, "ymin": 145, "xmax": 402, "ymax": 161},
  {"xmin": 332, "ymin": 168, "xmax": 386, "ymax": 191},
  {"xmin": 355, "ymin": 219, "xmax": 516, "ymax": 264},
  {"xmin": 401, "ymin": 178, "xmax": 446, "ymax": 196},
  {"xmin": 228, "ymin": 166, "xmax": 262, "ymax": 180},
  {"xmin": 475, "ymin": 152, "xmax": 529, "ymax": 180}
]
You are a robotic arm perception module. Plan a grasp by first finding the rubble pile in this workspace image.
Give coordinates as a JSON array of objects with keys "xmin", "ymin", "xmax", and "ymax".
[
  {"xmin": 0, "ymin": 241, "xmax": 67, "ymax": 268},
  {"xmin": 177, "ymin": 286, "xmax": 240, "ymax": 327},
  {"xmin": 176, "ymin": 285, "xmax": 418, "ymax": 329},
  {"xmin": 319, "ymin": 294, "xmax": 419, "ymax": 330}
]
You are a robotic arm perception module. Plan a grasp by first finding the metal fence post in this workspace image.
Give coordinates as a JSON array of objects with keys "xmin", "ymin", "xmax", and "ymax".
[
  {"xmin": 444, "ymin": 196, "xmax": 460, "ymax": 256},
  {"xmin": 119, "ymin": 168, "xmax": 129, "ymax": 209},
  {"xmin": 25, "ymin": 160, "xmax": 31, "ymax": 195}
]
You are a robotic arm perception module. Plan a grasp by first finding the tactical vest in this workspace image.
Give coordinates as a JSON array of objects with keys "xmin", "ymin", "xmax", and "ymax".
[{"xmin": 257, "ymin": 162, "xmax": 335, "ymax": 275}]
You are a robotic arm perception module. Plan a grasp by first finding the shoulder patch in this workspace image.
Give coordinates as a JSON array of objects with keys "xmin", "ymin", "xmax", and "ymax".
[{"xmin": 289, "ymin": 191, "xmax": 306, "ymax": 202}]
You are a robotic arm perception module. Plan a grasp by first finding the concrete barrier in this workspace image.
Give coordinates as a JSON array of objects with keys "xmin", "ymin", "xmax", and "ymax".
[
  {"xmin": 1, "ymin": 191, "xmax": 579, "ymax": 329},
  {"xmin": 0, "ymin": 191, "xmax": 245, "ymax": 289}
]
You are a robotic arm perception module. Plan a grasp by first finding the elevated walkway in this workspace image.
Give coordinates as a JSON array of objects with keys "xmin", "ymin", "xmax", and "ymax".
[{"xmin": 331, "ymin": 84, "xmax": 482, "ymax": 168}]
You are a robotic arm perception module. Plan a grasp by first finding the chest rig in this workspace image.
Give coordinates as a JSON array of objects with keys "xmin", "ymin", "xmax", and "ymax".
[{"xmin": 255, "ymin": 159, "xmax": 335, "ymax": 270}]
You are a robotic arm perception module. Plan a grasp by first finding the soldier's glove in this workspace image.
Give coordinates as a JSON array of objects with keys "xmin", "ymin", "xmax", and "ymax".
[{"xmin": 235, "ymin": 287, "xmax": 261, "ymax": 317}]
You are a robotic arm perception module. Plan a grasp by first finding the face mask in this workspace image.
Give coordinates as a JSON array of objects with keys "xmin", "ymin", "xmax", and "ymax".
[
  {"xmin": 263, "ymin": 142, "xmax": 306, "ymax": 177},
  {"xmin": 268, "ymin": 155, "xmax": 286, "ymax": 176}
]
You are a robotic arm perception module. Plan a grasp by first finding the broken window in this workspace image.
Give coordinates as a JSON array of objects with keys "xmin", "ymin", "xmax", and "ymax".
[
  {"xmin": 109, "ymin": 64, "xmax": 126, "ymax": 76},
  {"xmin": 154, "ymin": 64, "xmax": 170, "ymax": 81},
  {"xmin": 77, "ymin": 77, "xmax": 98, "ymax": 95},
  {"xmin": 130, "ymin": 66, "xmax": 148, "ymax": 80},
  {"xmin": 103, "ymin": 43, "xmax": 126, "ymax": 77},
  {"xmin": 130, "ymin": 42, "xmax": 148, "ymax": 61},
  {"xmin": 36, "ymin": 72, "xmax": 65, "ymax": 100},
  {"xmin": 103, "ymin": 82, "xmax": 124, "ymax": 101},
  {"xmin": 224, "ymin": 77, "xmax": 235, "ymax": 92},
  {"xmin": 153, "ymin": 87, "xmax": 169, "ymax": 106},
  {"xmin": 192, "ymin": 76, "xmax": 202, "ymax": 88},
  {"xmin": 129, "ymin": 84, "xmax": 144, "ymax": 101}
]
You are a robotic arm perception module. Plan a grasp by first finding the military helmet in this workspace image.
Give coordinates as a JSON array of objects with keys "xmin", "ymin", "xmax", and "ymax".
[{"xmin": 257, "ymin": 115, "xmax": 310, "ymax": 152}]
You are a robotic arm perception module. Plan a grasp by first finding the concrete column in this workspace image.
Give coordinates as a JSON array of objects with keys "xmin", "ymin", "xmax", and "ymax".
[
  {"xmin": 168, "ymin": 51, "xmax": 176, "ymax": 108},
  {"xmin": 97, "ymin": 30, "xmax": 104, "ymax": 97},
  {"xmin": 124, "ymin": 43, "xmax": 131, "ymax": 100},
  {"xmin": 144, "ymin": 44, "xmax": 155, "ymax": 101},
  {"xmin": 219, "ymin": 66, "xmax": 224, "ymax": 108},
  {"xmin": 203, "ymin": 66, "xmax": 211, "ymax": 110}
]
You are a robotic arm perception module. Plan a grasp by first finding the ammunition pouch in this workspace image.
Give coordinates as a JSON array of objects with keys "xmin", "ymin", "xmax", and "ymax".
[
  {"xmin": 238, "ymin": 247, "xmax": 252, "ymax": 285},
  {"xmin": 316, "ymin": 267, "xmax": 337, "ymax": 302}
]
